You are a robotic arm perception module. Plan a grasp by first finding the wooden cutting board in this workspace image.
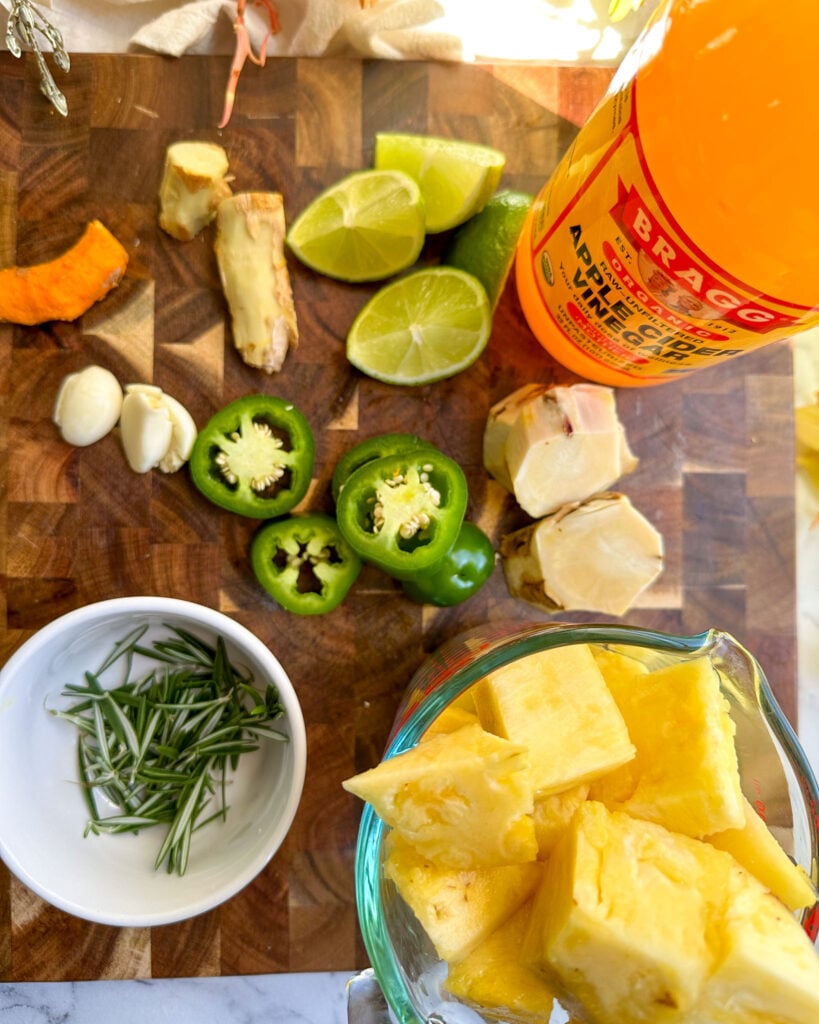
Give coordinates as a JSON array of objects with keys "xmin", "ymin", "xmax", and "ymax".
[{"xmin": 0, "ymin": 52, "xmax": 797, "ymax": 981}]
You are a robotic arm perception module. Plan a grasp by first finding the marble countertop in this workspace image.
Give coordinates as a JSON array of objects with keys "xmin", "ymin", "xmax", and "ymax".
[{"xmin": 0, "ymin": 973, "xmax": 351, "ymax": 1023}]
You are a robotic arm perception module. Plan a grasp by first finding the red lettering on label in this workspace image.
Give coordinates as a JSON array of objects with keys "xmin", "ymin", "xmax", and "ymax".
[
  {"xmin": 610, "ymin": 184, "xmax": 800, "ymax": 334},
  {"xmin": 567, "ymin": 303, "xmax": 649, "ymax": 364}
]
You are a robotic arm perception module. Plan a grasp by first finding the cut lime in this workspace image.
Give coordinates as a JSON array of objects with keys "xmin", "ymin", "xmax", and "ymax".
[
  {"xmin": 374, "ymin": 133, "xmax": 506, "ymax": 234},
  {"xmin": 346, "ymin": 266, "xmax": 491, "ymax": 386},
  {"xmin": 286, "ymin": 169, "xmax": 425, "ymax": 282},
  {"xmin": 444, "ymin": 189, "xmax": 533, "ymax": 310}
]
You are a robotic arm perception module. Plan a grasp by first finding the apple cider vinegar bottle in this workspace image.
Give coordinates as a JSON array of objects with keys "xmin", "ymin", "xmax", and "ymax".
[{"xmin": 515, "ymin": 0, "xmax": 819, "ymax": 386}]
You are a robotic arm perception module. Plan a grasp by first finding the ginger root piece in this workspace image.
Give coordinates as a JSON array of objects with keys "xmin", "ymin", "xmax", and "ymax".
[
  {"xmin": 214, "ymin": 192, "xmax": 299, "ymax": 374},
  {"xmin": 0, "ymin": 220, "xmax": 128, "ymax": 326},
  {"xmin": 500, "ymin": 492, "xmax": 663, "ymax": 616},
  {"xmin": 484, "ymin": 383, "xmax": 637, "ymax": 518},
  {"xmin": 158, "ymin": 141, "xmax": 232, "ymax": 241}
]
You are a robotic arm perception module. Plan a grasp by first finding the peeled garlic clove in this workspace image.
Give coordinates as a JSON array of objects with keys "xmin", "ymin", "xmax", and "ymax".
[
  {"xmin": 120, "ymin": 389, "xmax": 174, "ymax": 473},
  {"xmin": 120, "ymin": 384, "xmax": 197, "ymax": 474},
  {"xmin": 53, "ymin": 365, "xmax": 123, "ymax": 446},
  {"xmin": 157, "ymin": 393, "xmax": 197, "ymax": 473}
]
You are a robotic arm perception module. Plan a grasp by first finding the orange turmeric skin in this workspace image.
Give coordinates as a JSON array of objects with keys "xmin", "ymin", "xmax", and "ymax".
[{"xmin": 0, "ymin": 219, "xmax": 128, "ymax": 326}]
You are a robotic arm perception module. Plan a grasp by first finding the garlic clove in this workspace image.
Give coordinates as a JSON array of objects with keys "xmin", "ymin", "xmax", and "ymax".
[
  {"xmin": 53, "ymin": 365, "xmax": 123, "ymax": 447},
  {"xmin": 120, "ymin": 390, "xmax": 174, "ymax": 473},
  {"xmin": 157, "ymin": 393, "xmax": 197, "ymax": 473},
  {"xmin": 120, "ymin": 383, "xmax": 197, "ymax": 474}
]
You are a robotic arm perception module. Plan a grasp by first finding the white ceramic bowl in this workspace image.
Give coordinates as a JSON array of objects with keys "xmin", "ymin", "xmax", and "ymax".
[{"xmin": 0, "ymin": 597, "xmax": 306, "ymax": 927}]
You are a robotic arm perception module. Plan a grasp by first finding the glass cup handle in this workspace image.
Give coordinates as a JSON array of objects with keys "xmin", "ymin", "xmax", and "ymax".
[{"xmin": 347, "ymin": 968, "xmax": 393, "ymax": 1024}]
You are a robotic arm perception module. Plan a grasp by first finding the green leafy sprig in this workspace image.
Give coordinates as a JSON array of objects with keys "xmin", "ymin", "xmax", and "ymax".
[{"xmin": 52, "ymin": 623, "xmax": 288, "ymax": 876}]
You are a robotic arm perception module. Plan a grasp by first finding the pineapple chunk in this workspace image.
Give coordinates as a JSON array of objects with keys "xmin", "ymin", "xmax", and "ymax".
[
  {"xmin": 473, "ymin": 645, "xmax": 635, "ymax": 796},
  {"xmin": 342, "ymin": 722, "xmax": 537, "ymax": 868},
  {"xmin": 420, "ymin": 704, "xmax": 479, "ymax": 742},
  {"xmin": 445, "ymin": 902, "xmax": 555, "ymax": 1023},
  {"xmin": 532, "ymin": 783, "xmax": 590, "ymax": 859},
  {"xmin": 384, "ymin": 832, "xmax": 541, "ymax": 964},
  {"xmin": 523, "ymin": 800, "xmax": 730, "ymax": 1023},
  {"xmin": 450, "ymin": 687, "xmax": 478, "ymax": 714},
  {"xmin": 704, "ymin": 795, "xmax": 817, "ymax": 912},
  {"xmin": 589, "ymin": 655, "xmax": 745, "ymax": 837},
  {"xmin": 592, "ymin": 645, "xmax": 650, "ymax": 687},
  {"xmin": 684, "ymin": 861, "xmax": 819, "ymax": 1024}
]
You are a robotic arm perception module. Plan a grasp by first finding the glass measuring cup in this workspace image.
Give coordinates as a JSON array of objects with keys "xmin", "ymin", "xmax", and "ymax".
[{"xmin": 351, "ymin": 621, "xmax": 819, "ymax": 1024}]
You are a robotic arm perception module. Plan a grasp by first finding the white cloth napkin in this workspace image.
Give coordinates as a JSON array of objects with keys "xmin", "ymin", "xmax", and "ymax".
[{"xmin": 1, "ymin": 0, "xmax": 656, "ymax": 62}]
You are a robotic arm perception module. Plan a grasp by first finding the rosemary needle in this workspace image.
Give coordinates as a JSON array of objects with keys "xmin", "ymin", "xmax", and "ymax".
[{"xmin": 52, "ymin": 624, "xmax": 288, "ymax": 876}]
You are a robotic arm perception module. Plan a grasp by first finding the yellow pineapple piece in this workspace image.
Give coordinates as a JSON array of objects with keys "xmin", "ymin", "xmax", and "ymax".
[
  {"xmin": 384, "ymin": 832, "xmax": 542, "ymax": 964},
  {"xmin": 591, "ymin": 644, "xmax": 650, "ymax": 687},
  {"xmin": 523, "ymin": 800, "xmax": 729, "ymax": 1023},
  {"xmin": 473, "ymin": 645, "xmax": 635, "ymax": 796},
  {"xmin": 445, "ymin": 902, "xmax": 555, "ymax": 1023},
  {"xmin": 703, "ymin": 795, "xmax": 817, "ymax": 912},
  {"xmin": 451, "ymin": 687, "xmax": 478, "ymax": 714},
  {"xmin": 589, "ymin": 655, "xmax": 744, "ymax": 837},
  {"xmin": 420, "ymin": 704, "xmax": 479, "ymax": 741},
  {"xmin": 684, "ymin": 860, "xmax": 819, "ymax": 1024},
  {"xmin": 532, "ymin": 783, "xmax": 589, "ymax": 859},
  {"xmin": 342, "ymin": 722, "xmax": 537, "ymax": 868}
]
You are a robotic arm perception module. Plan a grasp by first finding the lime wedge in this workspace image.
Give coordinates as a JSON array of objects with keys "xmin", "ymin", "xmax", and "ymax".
[
  {"xmin": 444, "ymin": 189, "xmax": 533, "ymax": 310},
  {"xmin": 286, "ymin": 169, "xmax": 425, "ymax": 282},
  {"xmin": 346, "ymin": 267, "xmax": 491, "ymax": 386},
  {"xmin": 374, "ymin": 133, "xmax": 506, "ymax": 234}
]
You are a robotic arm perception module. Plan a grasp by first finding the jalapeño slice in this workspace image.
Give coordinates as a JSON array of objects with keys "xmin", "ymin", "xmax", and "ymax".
[
  {"xmin": 190, "ymin": 395, "xmax": 315, "ymax": 518},
  {"xmin": 335, "ymin": 450, "xmax": 467, "ymax": 580},
  {"xmin": 331, "ymin": 432, "xmax": 439, "ymax": 504},
  {"xmin": 251, "ymin": 514, "xmax": 361, "ymax": 615}
]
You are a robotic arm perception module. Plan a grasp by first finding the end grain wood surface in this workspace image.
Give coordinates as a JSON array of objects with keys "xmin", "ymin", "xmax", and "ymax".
[{"xmin": 0, "ymin": 53, "xmax": 796, "ymax": 980}]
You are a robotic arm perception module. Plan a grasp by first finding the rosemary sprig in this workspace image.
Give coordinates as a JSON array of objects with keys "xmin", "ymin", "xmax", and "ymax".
[
  {"xmin": 51, "ymin": 624, "xmax": 288, "ymax": 876},
  {"xmin": 5, "ymin": 0, "xmax": 70, "ymax": 117}
]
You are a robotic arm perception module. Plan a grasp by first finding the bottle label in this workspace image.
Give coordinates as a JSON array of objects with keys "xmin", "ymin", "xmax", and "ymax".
[{"xmin": 525, "ymin": 79, "xmax": 817, "ymax": 382}]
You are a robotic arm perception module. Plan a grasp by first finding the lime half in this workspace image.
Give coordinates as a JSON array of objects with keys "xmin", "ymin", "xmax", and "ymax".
[
  {"xmin": 286, "ymin": 169, "xmax": 425, "ymax": 282},
  {"xmin": 346, "ymin": 267, "xmax": 491, "ymax": 386},
  {"xmin": 444, "ymin": 189, "xmax": 533, "ymax": 310},
  {"xmin": 374, "ymin": 133, "xmax": 506, "ymax": 233}
]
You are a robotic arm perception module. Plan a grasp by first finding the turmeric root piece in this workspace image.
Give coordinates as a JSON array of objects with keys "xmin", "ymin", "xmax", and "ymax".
[
  {"xmin": 484, "ymin": 383, "xmax": 638, "ymax": 518},
  {"xmin": 500, "ymin": 493, "xmax": 664, "ymax": 616},
  {"xmin": 214, "ymin": 192, "xmax": 298, "ymax": 374},
  {"xmin": 158, "ymin": 141, "xmax": 233, "ymax": 241},
  {"xmin": 0, "ymin": 220, "xmax": 128, "ymax": 326}
]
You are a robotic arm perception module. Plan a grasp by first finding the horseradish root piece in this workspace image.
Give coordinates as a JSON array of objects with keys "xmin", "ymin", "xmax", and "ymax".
[
  {"xmin": 158, "ymin": 141, "xmax": 232, "ymax": 241},
  {"xmin": 0, "ymin": 220, "xmax": 128, "ymax": 325},
  {"xmin": 483, "ymin": 383, "xmax": 550, "ymax": 492},
  {"xmin": 485, "ymin": 383, "xmax": 637, "ymax": 517},
  {"xmin": 500, "ymin": 493, "xmax": 663, "ymax": 616},
  {"xmin": 215, "ymin": 192, "xmax": 299, "ymax": 374}
]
